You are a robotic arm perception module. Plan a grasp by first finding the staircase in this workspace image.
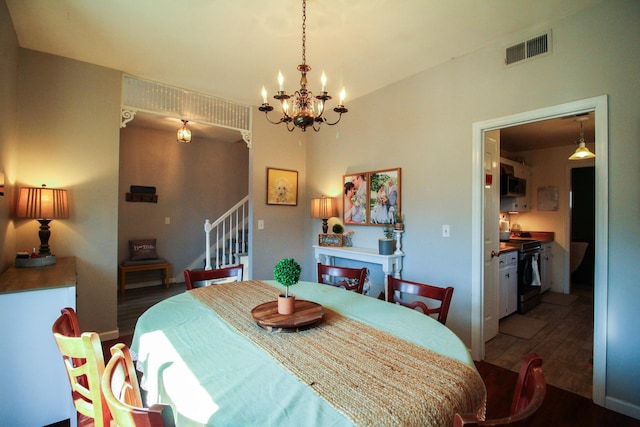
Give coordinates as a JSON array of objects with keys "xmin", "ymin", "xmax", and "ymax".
[{"xmin": 184, "ymin": 196, "xmax": 250, "ymax": 274}]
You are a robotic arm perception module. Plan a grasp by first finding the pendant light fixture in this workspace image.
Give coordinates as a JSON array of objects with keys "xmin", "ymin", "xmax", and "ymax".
[
  {"xmin": 259, "ymin": 0, "xmax": 348, "ymax": 132},
  {"xmin": 568, "ymin": 117, "xmax": 595, "ymax": 160},
  {"xmin": 177, "ymin": 120, "xmax": 192, "ymax": 143}
]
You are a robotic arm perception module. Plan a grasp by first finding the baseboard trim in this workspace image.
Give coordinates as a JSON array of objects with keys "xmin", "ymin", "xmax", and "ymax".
[
  {"xmin": 605, "ymin": 395, "xmax": 640, "ymax": 421},
  {"xmin": 100, "ymin": 328, "xmax": 120, "ymax": 341}
]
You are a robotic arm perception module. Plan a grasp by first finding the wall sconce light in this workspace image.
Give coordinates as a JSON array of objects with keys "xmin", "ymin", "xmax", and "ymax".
[
  {"xmin": 16, "ymin": 184, "xmax": 69, "ymax": 262},
  {"xmin": 177, "ymin": 120, "xmax": 192, "ymax": 143},
  {"xmin": 310, "ymin": 196, "xmax": 338, "ymax": 233}
]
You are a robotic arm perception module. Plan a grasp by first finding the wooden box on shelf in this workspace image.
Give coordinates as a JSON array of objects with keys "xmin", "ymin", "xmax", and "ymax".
[{"xmin": 318, "ymin": 234, "xmax": 343, "ymax": 247}]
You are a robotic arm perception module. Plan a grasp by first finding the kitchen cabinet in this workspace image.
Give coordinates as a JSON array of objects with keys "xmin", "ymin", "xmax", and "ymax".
[
  {"xmin": 500, "ymin": 158, "xmax": 531, "ymax": 212},
  {"xmin": 0, "ymin": 258, "xmax": 77, "ymax": 426},
  {"xmin": 499, "ymin": 250, "xmax": 518, "ymax": 318},
  {"xmin": 540, "ymin": 243, "xmax": 553, "ymax": 292}
]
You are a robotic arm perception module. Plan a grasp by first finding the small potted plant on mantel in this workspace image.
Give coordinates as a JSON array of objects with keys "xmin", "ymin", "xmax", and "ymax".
[
  {"xmin": 394, "ymin": 210, "xmax": 405, "ymax": 231},
  {"xmin": 273, "ymin": 258, "xmax": 302, "ymax": 315}
]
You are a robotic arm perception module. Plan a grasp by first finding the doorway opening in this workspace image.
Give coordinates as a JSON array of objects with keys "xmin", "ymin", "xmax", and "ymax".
[{"xmin": 471, "ymin": 95, "xmax": 608, "ymax": 406}]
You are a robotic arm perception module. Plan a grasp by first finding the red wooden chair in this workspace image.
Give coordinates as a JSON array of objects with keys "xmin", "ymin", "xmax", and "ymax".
[
  {"xmin": 183, "ymin": 264, "xmax": 244, "ymax": 290},
  {"xmin": 386, "ymin": 275, "xmax": 454, "ymax": 324},
  {"xmin": 52, "ymin": 307, "xmax": 111, "ymax": 427},
  {"xmin": 454, "ymin": 354, "xmax": 546, "ymax": 426},
  {"xmin": 317, "ymin": 263, "xmax": 367, "ymax": 294},
  {"xmin": 102, "ymin": 343, "xmax": 175, "ymax": 427}
]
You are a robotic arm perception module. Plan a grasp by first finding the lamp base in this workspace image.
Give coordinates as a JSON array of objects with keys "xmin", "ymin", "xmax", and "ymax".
[{"xmin": 15, "ymin": 255, "xmax": 56, "ymax": 268}]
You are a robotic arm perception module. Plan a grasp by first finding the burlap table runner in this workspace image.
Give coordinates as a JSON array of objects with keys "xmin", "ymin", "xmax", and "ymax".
[{"xmin": 191, "ymin": 280, "xmax": 486, "ymax": 426}]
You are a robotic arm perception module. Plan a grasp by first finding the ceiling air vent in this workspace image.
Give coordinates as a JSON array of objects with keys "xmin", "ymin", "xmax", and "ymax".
[{"xmin": 505, "ymin": 30, "xmax": 552, "ymax": 66}]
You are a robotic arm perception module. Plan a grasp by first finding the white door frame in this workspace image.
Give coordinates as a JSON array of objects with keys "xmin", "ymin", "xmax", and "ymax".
[{"xmin": 471, "ymin": 95, "xmax": 608, "ymax": 406}]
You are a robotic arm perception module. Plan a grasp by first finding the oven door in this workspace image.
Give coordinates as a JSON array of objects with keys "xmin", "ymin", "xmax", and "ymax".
[{"xmin": 518, "ymin": 251, "xmax": 541, "ymax": 313}]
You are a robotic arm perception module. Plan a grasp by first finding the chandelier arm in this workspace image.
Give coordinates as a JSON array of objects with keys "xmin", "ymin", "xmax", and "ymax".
[
  {"xmin": 262, "ymin": 111, "xmax": 288, "ymax": 126},
  {"xmin": 323, "ymin": 113, "xmax": 345, "ymax": 126}
]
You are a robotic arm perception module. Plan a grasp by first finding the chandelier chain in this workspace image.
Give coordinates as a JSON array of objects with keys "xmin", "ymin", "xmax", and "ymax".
[{"xmin": 301, "ymin": 0, "xmax": 307, "ymax": 66}]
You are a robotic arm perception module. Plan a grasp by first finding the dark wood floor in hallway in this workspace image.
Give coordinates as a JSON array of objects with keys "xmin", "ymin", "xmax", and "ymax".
[{"xmin": 109, "ymin": 282, "xmax": 639, "ymax": 426}]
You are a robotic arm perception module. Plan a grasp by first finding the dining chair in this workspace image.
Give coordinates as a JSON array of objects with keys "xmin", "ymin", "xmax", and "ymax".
[
  {"xmin": 183, "ymin": 264, "xmax": 244, "ymax": 290},
  {"xmin": 385, "ymin": 275, "xmax": 454, "ymax": 324},
  {"xmin": 317, "ymin": 263, "xmax": 367, "ymax": 294},
  {"xmin": 52, "ymin": 307, "xmax": 111, "ymax": 427},
  {"xmin": 102, "ymin": 343, "xmax": 176, "ymax": 427},
  {"xmin": 453, "ymin": 354, "xmax": 546, "ymax": 426}
]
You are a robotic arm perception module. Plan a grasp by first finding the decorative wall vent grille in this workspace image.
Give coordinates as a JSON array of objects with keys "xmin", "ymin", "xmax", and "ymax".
[
  {"xmin": 505, "ymin": 30, "xmax": 552, "ymax": 66},
  {"xmin": 121, "ymin": 75, "xmax": 252, "ymax": 137}
]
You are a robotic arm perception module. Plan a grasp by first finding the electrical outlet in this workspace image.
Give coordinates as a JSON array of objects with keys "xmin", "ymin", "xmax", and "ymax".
[
  {"xmin": 442, "ymin": 225, "xmax": 450, "ymax": 237},
  {"xmin": 165, "ymin": 217, "xmax": 170, "ymax": 225},
  {"xmin": 258, "ymin": 220, "xmax": 264, "ymax": 230}
]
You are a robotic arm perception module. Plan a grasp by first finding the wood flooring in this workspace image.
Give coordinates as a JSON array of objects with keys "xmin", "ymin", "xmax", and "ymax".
[{"xmin": 107, "ymin": 282, "xmax": 640, "ymax": 426}]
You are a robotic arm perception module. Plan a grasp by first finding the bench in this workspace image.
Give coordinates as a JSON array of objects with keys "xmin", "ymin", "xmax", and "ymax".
[{"xmin": 118, "ymin": 259, "xmax": 171, "ymax": 294}]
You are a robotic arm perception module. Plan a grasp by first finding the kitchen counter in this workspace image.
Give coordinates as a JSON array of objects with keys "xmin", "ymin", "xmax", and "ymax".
[
  {"xmin": 0, "ymin": 257, "xmax": 76, "ymax": 294},
  {"xmin": 499, "ymin": 242, "xmax": 520, "ymax": 253},
  {"xmin": 508, "ymin": 231, "xmax": 555, "ymax": 243}
]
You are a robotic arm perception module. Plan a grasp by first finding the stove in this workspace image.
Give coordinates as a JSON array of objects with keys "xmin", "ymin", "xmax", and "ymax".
[{"xmin": 509, "ymin": 239, "xmax": 543, "ymax": 313}]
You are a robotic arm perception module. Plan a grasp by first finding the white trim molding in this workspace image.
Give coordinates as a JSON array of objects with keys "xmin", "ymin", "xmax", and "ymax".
[{"xmin": 471, "ymin": 95, "xmax": 608, "ymax": 407}]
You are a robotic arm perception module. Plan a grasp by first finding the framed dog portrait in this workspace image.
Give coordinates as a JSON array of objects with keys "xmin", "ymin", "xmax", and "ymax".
[
  {"xmin": 342, "ymin": 172, "xmax": 369, "ymax": 224},
  {"xmin": 266, "ymin": 167, "xmax": 298, "ymax": 206}
]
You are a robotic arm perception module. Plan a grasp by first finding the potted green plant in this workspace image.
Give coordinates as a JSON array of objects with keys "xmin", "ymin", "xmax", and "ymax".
[
  {"xmin": 332, "ymin": 223, "xmax": 344, "ymax": 234},
  {"xmin": 394, "ymin": 210, "xmax": 405, "ymax": 231},
  {"xmin": 273, "ymin": 258, "xmax": 302, "ymax": 315}
]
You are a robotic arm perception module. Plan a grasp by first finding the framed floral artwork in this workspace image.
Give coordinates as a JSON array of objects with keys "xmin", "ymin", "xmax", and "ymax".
[{"xmin": 266, "ymin": 168, "xmax": 298, "ymax": 206}]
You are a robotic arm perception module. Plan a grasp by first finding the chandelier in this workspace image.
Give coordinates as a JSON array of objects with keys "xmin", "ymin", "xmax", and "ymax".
[{"xmin": 259, "ymin": 0, "xmax": 348, "ymax": 132}]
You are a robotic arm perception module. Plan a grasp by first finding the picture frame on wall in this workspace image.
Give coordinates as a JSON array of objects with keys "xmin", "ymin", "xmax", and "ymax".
[
  {"xmin": 266, "ymin": 167, "xmax": 298, "ymax": 206},
  {"xmin": 368, "ymin": 168, "xmax": 401, "ymax": 226},
  {"xmin": 343, "ymin": 172, "xmax": 369, "ymax": 225}
]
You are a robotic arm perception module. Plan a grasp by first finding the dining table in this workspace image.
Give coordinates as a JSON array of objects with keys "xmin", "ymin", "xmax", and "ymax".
[{"xmin": 130, "ymin": 280, "xmax": 486, "ymax": 426}]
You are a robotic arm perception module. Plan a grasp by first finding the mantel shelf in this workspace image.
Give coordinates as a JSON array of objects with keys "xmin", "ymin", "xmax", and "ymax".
[{"xmin": 313, "ymin": 245, "xmax": 404, "ymax": 299}]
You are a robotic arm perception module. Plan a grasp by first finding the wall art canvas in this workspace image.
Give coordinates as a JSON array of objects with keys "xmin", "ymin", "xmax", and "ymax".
[{"xmin": 266, "ymin": 168, "xmax": 298, "ymax": 206}]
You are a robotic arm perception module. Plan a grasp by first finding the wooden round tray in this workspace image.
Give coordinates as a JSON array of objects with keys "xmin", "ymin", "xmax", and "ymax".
[{"xmin": 251, "ymin": 300, "xmax": 324, "ymax": 332}]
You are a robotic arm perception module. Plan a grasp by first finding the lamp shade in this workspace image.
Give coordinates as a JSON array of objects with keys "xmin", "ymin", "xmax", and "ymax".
[
  {"xmin": 568, "ymin": 142, "xmax": 595, "ymax": 160},
  {"xmin": 16, "ymin": 185, "xmax": 69, "ymax": 219},
  {"xmin": 310, "ymin": 197, "xmax": 337, "ymax": 219}
]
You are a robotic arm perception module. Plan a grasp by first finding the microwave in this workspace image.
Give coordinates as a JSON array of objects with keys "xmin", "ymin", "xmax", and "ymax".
[{"xmin": 500, "ymin": 174, "xmax": 526, "ymax": 197}]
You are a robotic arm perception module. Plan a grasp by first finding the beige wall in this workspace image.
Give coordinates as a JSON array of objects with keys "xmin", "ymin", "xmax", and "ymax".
[
  {"xmin": 305, "ymin": 0, "xmax": 640, "ymax": 411},
  {"xmin": 119, "ymin": 125, "xmax": 249, "ymax": 278},
  {"xmin": 16, "ymin": 49, "xmax": 121, "ymax": 336},
  {"xmin": 0, "ymin": 1, "xmax": 18, "ymax": 269},
  {"xmin": 249, "ymin": 112, "xmax": 308, "ymax": 281}
]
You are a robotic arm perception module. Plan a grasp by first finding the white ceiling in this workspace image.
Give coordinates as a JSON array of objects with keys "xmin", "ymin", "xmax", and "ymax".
[{"xmin": 6, "ymin": 0, "xmax": 601, "ymax": 148}]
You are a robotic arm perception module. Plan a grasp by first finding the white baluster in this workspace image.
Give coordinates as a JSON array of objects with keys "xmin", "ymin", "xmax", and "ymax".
[{"xmin": 204, "ymin": 219, "xmax": 213, "ymax": 270}]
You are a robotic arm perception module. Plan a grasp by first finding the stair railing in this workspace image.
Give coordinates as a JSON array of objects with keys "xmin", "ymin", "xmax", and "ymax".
[{"xmin": 204, "ymin": 196, "xmax": 249, "ymax": 270}]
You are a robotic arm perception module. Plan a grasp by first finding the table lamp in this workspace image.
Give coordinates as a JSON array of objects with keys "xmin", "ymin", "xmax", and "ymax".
[
  {"xmin": 16, "ymin": 184, "xmax": 69, "ymax": 259},
  {"xmin": 310, "ymin": 196, "xmax": 337, "ymax": 234}
]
